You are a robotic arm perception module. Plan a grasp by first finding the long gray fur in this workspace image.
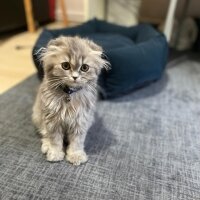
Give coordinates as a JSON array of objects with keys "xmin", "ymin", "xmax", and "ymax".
[{"xmin": 32, "ymin": 36, "xmax": 108, "ymax": 165}]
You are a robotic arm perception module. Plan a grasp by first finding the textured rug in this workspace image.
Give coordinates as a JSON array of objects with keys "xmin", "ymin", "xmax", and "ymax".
[{"xmin": 0, "ymin": 60, "xmax": 200, "ymax": 200}]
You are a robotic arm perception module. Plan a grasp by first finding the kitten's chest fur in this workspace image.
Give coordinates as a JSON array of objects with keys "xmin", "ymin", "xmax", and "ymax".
[{"xmin": 41, "ymin": 87, "xmax": 96, "ymax": 130}]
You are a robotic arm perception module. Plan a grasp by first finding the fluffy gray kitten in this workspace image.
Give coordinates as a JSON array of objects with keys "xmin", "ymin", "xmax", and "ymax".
[{"xmin": 32, "ymin": 36, "xmax": 108, "ymax": 165}]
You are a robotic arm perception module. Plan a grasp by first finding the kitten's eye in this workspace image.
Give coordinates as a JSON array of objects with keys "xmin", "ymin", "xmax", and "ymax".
[
  {"xmin": 61, "ymin": 62, "xmax": 70, "ymax": 70},
  {"xmin": 81, "ymin": 64, "xmax": 89, "ymax": 72}
]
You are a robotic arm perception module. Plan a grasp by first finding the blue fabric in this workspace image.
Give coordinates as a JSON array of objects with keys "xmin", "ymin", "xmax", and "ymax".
[{"xmin": 32, "ymin": 19, "xmax": 168, "ymax": 98}]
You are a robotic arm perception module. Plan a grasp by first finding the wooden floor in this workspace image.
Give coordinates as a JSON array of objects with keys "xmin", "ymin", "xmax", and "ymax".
[{"xmin": 0, "ymin": 22, "xmax": 72, "ymax": 94}]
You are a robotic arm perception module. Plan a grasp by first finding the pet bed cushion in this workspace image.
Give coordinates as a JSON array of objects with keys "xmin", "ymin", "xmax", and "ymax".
[{"xmin": 32, "ymin": 19, "xmax": 168, "ymax": 98}]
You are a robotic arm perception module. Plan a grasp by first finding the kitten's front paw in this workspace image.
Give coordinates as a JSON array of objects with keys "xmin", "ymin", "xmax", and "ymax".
[
  {"xmin": 41, "ymin": 141, "xmax": 50, "ymax": 154},
  {"xmin": 46, "ymin": 149, "xmax": 65, "ymax": 162},
  {"xmin": 66, "ymin": 150, "xmax": 88, "ymax": 166}
]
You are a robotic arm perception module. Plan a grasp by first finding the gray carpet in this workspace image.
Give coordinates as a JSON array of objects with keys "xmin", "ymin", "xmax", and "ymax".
[{"xmin": 1, "ymin": 60, "xmax": 200, "ymax": 200}]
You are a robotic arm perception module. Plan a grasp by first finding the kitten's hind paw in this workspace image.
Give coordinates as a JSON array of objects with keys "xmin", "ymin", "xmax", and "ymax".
[
  {"xmin": 66, "ymin": 150, "xmax": 88, "ymax": 166},
  {"xmin": 41, "ymin": 142, "xmax": 50, "ymax": 154}
]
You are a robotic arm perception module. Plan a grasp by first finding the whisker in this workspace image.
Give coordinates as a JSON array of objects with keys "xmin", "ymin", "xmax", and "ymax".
[{"xmin": 87, "ymin": 83, "xmax": 97, "ymax": 93}]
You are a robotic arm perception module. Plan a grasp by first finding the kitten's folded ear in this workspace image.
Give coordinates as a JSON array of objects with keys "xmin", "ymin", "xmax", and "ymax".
[
  {"xmin": 47, "ymin": 36, "xmax": 65, "ymax": 47},
  {"xmin": 101, "ymin": 52, "xmax": 108, "ymax": 61},
  {"xmin": 86, "ymin": 39, "xmax": 103, "ymax": 52},
  {"xmin": 34, "ymin": 47, "xmax": 47, "ymax": 56},
  {"xmin": 101, "ymin": 51, "xmax": 111, "ymax": 70},
  {"xmin": 33, "ymin": 47, "xmax": 47, "ymax": 64},
  {"xmin": 86, "ymin": 39, "xmax": 111, "ymax": 70}
]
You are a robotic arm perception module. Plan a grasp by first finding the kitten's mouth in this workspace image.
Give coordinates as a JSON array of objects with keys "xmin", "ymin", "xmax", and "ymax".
[{"xmin": 67, "ymin": 81, "xmax": 81, "ymax": 87}]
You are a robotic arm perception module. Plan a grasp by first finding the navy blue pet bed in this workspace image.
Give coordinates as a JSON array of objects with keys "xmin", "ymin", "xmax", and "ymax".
[{"xmin": 32, "ymin": 19, "xmax": 168, "ymax": 98}]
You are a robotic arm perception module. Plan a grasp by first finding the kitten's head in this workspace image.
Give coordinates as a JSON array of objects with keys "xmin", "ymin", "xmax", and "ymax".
[{"xmin": 41, "ymin": 36, "xmax": 109, "ymax": 89}]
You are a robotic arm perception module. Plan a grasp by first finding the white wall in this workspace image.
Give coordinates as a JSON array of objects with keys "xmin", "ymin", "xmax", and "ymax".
[
  {"xmin": 56, "ymin": 0, "xmax": 85, "ymax": 22},
  {"xmin": 56, "ymin": 0, "xmax": 106, "ymax": 22},
  {"xmin": 56, "ymin": 0, "xmax": 200, "ymax": 24},
  {"xmin": 84, "ymin": 0, "xmax": 105, "ymax": 21}
]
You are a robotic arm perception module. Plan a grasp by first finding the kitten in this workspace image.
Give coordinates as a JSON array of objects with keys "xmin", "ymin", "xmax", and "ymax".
[{"xmin": 32, "ymin": 36, "xmax": 109, "ymax": 165}]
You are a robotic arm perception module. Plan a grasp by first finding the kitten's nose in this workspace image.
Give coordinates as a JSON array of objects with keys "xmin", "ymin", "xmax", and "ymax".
[
  {"xmin": 72, "ymin": 76, "xmax": 77, "ymax": 80},
  {"xmin": 72, "ymin": 72, "xmax": 79, "ymax": 81}
]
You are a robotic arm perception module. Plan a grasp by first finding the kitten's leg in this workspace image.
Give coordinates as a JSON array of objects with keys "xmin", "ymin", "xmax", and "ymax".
[
  {"xmin": 66, "ymin": 131, "xmax": 88, "ymax": 166},
  {"xmin": 41, "ymin": 128, "xmax": 65, "ymax": 162},
  {"xmin": 32, "ymin": 97, "xmax": 42, "ymax": 128},
  {"xmin": 32, "ymin": 89, "xmax": 44, "ymax": 129}
]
